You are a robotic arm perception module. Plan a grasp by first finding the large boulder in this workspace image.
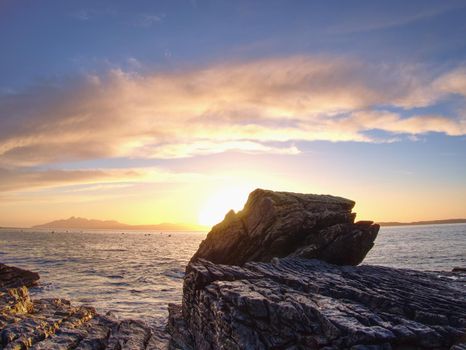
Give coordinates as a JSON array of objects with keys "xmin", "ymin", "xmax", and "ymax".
[
  {"xmin": 169, "ymin": 258, "xmax": 466, "ymax": 349},
  {"xmin": 191, "ymin": 189, "xmax": 379, "ymax": 266}
]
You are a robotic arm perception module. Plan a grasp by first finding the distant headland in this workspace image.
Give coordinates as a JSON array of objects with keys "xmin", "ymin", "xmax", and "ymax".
[
  {"xmin": 30, "ymin": 216, "xmax": 207, "ymax": 231},
  {"xmin": 378, "ymin": 218, "xmax": 466, "ymax": 227},
  {"xmin": 1, "ymin": 217, "xmax": 465, "ymax": 231}
]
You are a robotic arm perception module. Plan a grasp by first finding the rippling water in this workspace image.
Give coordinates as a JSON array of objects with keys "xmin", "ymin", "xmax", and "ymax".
[
  {"xmin": 0, "ymin": 223, "xmax": 464, "ymax": 324},
  {"xmin": 364, "ymin": 223, "xmax": 466, "ymax": 270}
]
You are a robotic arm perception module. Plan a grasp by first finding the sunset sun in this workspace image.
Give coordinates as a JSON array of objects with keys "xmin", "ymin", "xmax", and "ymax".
[{"xmin": 198, "ymin": 187, "xmax": 252, "ymax": 227}]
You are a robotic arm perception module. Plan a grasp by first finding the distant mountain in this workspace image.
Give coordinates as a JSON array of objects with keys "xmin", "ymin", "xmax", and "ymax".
[
  {"xmin": 32, "ymin": 216, "xmax": 205, "ymax": 231},
  {"xmin": 378, "ymin": 218, "xmax": 466, "ymax": 227}
]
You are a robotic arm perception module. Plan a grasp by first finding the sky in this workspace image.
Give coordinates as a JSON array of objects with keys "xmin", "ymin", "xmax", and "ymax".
[{"xmin": 0, "ymin": 0, "xmax": 465, "ymax": 227}]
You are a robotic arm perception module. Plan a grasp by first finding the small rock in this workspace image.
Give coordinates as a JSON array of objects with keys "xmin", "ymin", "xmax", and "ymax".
[{"xmin": 452, "ymin": 267, "xmax": 466, "ymax": 273}]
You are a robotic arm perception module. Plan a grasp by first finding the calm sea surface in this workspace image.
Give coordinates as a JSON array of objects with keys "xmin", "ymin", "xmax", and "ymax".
[{"xmin": 0, "ymin": 224, "xmax": 465, "ymax": 325}]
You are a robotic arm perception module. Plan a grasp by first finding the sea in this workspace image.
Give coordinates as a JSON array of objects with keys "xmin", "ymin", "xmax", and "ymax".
[{"xmin": 0, "ymin": 223, "xmax": 465, "ymax": 326}]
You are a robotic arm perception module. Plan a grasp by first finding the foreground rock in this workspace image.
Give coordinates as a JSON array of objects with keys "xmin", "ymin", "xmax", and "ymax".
[
  {"xmin": 3, "ymin": 187, "xmax": 464, "ymax": 349},
  {"xmin": 0, "ymin": 263, "xmax": 40, "ymax": 289},
  {"xmin": 0, "ymin": 264, "xmax": 170, "ymax": 350},
  {"xmin": 191, "ymin": 189, "xmax": 379, "ymax": 266},
  {"xmin": 169, "ymin": 258, "xmax": 466, "ymax": 349}
]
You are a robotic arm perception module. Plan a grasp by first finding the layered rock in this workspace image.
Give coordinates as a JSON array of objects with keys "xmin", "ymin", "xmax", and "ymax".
[
  {"xmin": 169, "ymin": 258, "xmax": 466, "ymax": 349},
  {"xmin": 191, "ymin": 189, "xmax": 379, "ymax": 266},
  {"xmin": 0, "ymin": 264, "xmax": 170, "ymax": 350},
  {"xmin": 171, "ymin": 189, "xmax": 466, "ymax": 349}
]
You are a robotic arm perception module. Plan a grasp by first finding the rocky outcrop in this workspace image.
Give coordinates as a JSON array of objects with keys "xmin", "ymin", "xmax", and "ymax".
[
  {"xmin": 0, "ymin": 264, "xmax": 40, "ymax": 320},
  {"xmin": 191, "ymin": 189, "xmax": 379, "ymax": 266},
  {"xmin": 0, "ymin": 264, "xmax": 170, "ymax": 350},
  {"xmin": 169, "ymin": 258, "xmax": 466, "ymax": 349},
  {"xmin": 3, "ymin": 188, "xmax": 465, "ymax": 350},
  {"xmin": 171, "ymin": 189, "xmax": 465, "ymax": 348},
  {"xmin": 0, "ymin": 263, "xmax": 40, "ymax": 288}
]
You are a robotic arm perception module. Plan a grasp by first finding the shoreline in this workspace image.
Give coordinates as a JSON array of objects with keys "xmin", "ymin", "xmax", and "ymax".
[
  {"xmin": 1, "ymin": 259, "xmax": 465, "ymax": 349},
  {"xmin": 1, "ymin": 190, "xmax": 465, "ymax": 349}
]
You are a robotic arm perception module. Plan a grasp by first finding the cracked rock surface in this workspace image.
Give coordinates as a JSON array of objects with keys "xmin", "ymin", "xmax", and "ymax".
[
  {"xmin": 191, "ymin": 189, "xmax": 379, "ymax": 266},
  {"xmin": 169, "ymin": 258, "xmax": 466, "ymax": 349}
]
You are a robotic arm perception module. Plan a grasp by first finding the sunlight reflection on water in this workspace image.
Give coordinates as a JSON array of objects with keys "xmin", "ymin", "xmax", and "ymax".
[{"xmin": 0, "ymin": 230, "xmax": 204, "ymax": 326}]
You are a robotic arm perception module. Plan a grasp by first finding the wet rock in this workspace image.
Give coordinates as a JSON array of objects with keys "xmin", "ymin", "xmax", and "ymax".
[
  {"xmin": 0, "ymin": 266, "xmax": 170, "ymax": 350},
  {"xmin": 0, "ymin": 263, "xmax": 39, "ymax": 288},
  {"xmin": 169, "ymin": 258, "xmax": 466, "ymax": 349},
  {"xmin": 452, "ymin": 267, "xmax": 466, "ymax": 273},
  {"xmin": 191, "ymin": 189, "xmax": 379, "ymax": 266}
]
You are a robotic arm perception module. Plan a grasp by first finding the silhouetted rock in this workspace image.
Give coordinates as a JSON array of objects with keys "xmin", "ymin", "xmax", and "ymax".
[
  {"xmin": 169, "ymin": 258, "xmax": 466, "ymax": 349},
  {"xmin": 191, "ymin": 189, "xmax": 379, "ymax": 266}
]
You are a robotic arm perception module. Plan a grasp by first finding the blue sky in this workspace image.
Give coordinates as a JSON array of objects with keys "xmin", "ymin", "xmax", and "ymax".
[
  {"xmin": 2, "ymin": 0, "xmax": 466, "ymax": 89},
  {"xmin": 0, "ymin": 0, "xmax": 465, "ymax": 226}
]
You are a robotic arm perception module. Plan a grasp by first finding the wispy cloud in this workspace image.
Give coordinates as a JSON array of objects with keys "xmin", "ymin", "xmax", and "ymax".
[
  {"xmin": 71, "ymin": 10, "xmax": 91, "ymax": 21},
  {"xmin": 0, "ymin": 166, "xmax": 214, "ymax": 193},
  {"xmin": 0, "ymin": 168, "xmax": 137, "ymax": 193},
  {"xmin": 135, "ymin": 13, "xmax": 165, "ymax": 27},
  {"xmin": 328, "ymin": 2, "xmax": 465, "ymax": 34},
  {"xmin": 0, "ymin": 55, "xmax": 464, "ymax": 171}
]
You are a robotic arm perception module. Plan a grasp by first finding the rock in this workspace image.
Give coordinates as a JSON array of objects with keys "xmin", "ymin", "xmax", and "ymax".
[
  {"xmin": 191, "ymin": 189, "xmax": 379, "ymax": 266},
  {"xmin": 0, "ymin": 264, "xmax": 40, "ymax": 321},
  {"xmin": 0, "ymin": 266, "xmax": 170, "ymax": 349},
  {"xmin": 169, "ymin": 257, "xmax": 466, "ymax": 349},
  {"xmin": 0, "ymin": 263, "xmax": 39, "ymax": 288},
  {"xmin": 452, "ymin": 267, "xmax": 466, "ymax": 273}
]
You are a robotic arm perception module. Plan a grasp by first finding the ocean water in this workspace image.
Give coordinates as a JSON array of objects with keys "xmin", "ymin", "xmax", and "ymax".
[
  {"xmin": 363, "ymin": 223, "xmax": 466, "ymax": 270},
  {"xmin": 0, "ymin": 224, "xmax": 464, "ymax": 325}
]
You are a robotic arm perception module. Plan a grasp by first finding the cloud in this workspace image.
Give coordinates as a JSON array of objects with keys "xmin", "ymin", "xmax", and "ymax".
[
  {"xmin": 0, "ymin": 166, "xmax": 214, "ymax": 193},
  {"xmin": 0, "ymin": 168, "xmax": 114, "ymax": 193},
  {"xmin": 328, "ymin": 2, "xmax": 465, "ymax": 34},
  {"xmin": 434, "ymin": 66, "xmax": 466, "ymax": 97},
  {"xmin": 136, "ymin": 13, "xmax": 165, "ymax": 27},
  {"xmin": 340, "ymin": 111, "xmax": 466, "ymax": 136},
  {"xmin": 71, "ymin": 10, "xmax": 91, "ymax": 21},
  {"xmin": 0, "ymin": 56, "xmax": 465, "ymax": 168}
]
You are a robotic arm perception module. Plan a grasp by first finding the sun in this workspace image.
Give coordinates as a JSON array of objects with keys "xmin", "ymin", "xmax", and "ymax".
[{"xmin": 198, "ymin": 187, "xmax": 251, "ymax": 227}]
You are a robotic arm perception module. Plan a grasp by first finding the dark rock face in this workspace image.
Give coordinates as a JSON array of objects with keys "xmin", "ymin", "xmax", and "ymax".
[
  {"xmin": 169, "ymin": 258, "xmax": 466, "ymax": 349},
  {"xmin": 0, "ymin": 264, "xmax": 170, "ymax": 350},
  {"xmin": 0, "ymin": 263, "xmax": 40, "ymax": 288},
  {"xmin": 191, "ymin": 189, "xmax": 379, "ymax": 266}
]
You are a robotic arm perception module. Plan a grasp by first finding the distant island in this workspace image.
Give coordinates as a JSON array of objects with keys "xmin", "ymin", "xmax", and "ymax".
[
  {"xmin": 32, "ymin": 217, "xmax": 207, "ymax": 231},
  {"xmin": 378, "ymin": 218, "xmax": 466, "ymax": 227},
  {"xmin": 2, "ymin": 217, "xmax": 464, "ymax": 231}
]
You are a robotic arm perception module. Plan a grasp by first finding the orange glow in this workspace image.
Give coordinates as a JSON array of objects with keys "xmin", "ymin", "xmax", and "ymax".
[{"xmin": 198, "ymin": 185, "xmax": 252, "ymax": 227}]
